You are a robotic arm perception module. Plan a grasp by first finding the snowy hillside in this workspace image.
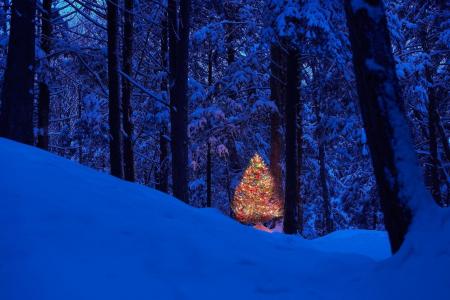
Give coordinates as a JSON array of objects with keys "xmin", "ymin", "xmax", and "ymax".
[{"xmin": 1, "ymin": 138, "xmax": 449, "ymax": 300}]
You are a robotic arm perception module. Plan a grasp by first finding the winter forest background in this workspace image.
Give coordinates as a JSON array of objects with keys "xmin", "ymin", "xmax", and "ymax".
[{"xmin": 0, "ymin": 0, "xmax": 448, "ymax": 240}]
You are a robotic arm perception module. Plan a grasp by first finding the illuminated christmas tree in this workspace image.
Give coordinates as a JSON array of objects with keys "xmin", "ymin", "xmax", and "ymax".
[{"xmin": 232, "ymin": 153, "xmax": 283, "ymax": 224}]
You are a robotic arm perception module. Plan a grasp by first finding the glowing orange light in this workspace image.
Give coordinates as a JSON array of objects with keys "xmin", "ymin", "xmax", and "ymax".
[{"xmin": 232, "ymin": 153, "xmax": 283, "ymax": 224}]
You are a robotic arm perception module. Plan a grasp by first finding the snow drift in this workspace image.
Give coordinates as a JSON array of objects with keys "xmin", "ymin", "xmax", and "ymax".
[{"xmin": 0, "ymin": 138, "xmax": 449, "ymax": 300}]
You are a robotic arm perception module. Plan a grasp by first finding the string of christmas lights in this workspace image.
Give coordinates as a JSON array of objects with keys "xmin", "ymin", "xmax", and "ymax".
[{"xmin": 232, "ymin": 153, "xmax": 283, "ymax": 224}]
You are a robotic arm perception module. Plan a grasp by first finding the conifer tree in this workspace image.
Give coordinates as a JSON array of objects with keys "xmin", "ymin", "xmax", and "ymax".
[{"xmin": 232, "ymin": 154, "xmax": 283, "ymax": 224}]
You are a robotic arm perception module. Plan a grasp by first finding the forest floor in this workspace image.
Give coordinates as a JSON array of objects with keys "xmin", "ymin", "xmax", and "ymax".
[{"xmin": 1, "ymin": 138, "xmax": 449, "ymax": 300}]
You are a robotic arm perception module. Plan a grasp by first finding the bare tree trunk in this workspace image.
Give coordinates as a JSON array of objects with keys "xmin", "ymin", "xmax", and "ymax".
[
  {"xmin": 122, "ymin": 0, "xmax": 135, "ymax": 182},
  {"xmin": 0, "ymin": 0, "xmax": 36, "ymax": 145},
  {"xmin": 157, "ymin": 10, "xmax": 169, "ymax": 193},
  {"xmin": 169, "ymin": 0, "xmax": 190, "ymax": 203},
  {"xmin": 344, "ymin": 0, "xmax": 423, "ymax": 253},
  {"xmin": 206, "ymin": 140, "xmax": 212, "ymax": 207},
  {"xmin": 157, "ymin": 129, "xmax": 169, "ymax": 192},
  {"xmin": 283, "ymin": 47, "xmax": 299, "ymax": 234},
  {"xmin": 206, "ymin": 49, "xmax": 214, "ymax": 208},
  {"xmin": 37, "ymin": 0, "xmax": 52, "ymax": 150},
  {"xmin": 296, "ymin": 88, "xmax": 304, "ymax": 234},
  {"xmin": 107, "ymin": 0, "xmax": 123, "ymax": 178}
]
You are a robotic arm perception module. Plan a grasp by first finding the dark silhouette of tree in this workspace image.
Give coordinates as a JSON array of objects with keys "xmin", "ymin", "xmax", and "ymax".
[
  {"xmin": 269, "ymin": 44, "xmax": 285, "ymax": 219},
  {"xmin": 283, "ymin": 47, "xmax": 300, "ymax": 234},
  {"xmin": 107, "ymin": 0, "xmax": 124, "ymax": 178},
  {"xmin": 122, "ymin": 0, "xmax": 135, "ymax": 182},
  {"xmin": 344, "ymin": 0, "xmax": 431, "ymax": 253},
  {"xmin": 157, "ymin": 11, "xmax": 169, "ymax": 193},
  {"xmin": 169, "ymin": 0, "xmax": 190, "ymax": 203},
  {"xmin": 0, "ymin": 0, "xmax": 36, "ymax": 145},
  {"xmin": 37, "ymin": 0, "xmax": 53, "ymax": 150}
]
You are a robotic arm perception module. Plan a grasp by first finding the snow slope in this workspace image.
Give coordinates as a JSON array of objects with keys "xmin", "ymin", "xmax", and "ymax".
[{"xmin": 1, "ymin": 138, "xmax": 449, "ymax": 300}]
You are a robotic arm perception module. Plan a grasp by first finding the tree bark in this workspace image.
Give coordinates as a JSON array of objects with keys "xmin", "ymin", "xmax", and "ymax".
[
  {"xmin": 107, "ymin": 0, "xmax": 123, "ymax": 178},
  {"xmin": 269, "ymin": 44, "xmax": 284, "ymax": 217},
  {"xmin": 37, "ymin": 0, "xmax": 52, "ymax": 150},
  {"xmin": 169, "ymin": 0, "xmax": 190, "ymax": 203},
  {"xmin": 206, "ymin": 140, "xmax": 212, "ymax": 207},
  {"xmin": 314, "ymin": 95, "xmax": 332, "ymax": 234},
  {"xmin": 283, "ymin": 47, "xmax": 299, "ymax": 234},
  {"xmin": 157, "ymin": 129, "xmax": 169, "ymax": 193},
  {"xmin": 344, "ymin": 0, "xmax": 420, "ymax": 253},
  {"xmin": 156, "ymin": 10, "xmax": 169, "ymax": 193},
  {"xmin": 206, "ymin": 49, "xmax": 214, "ymax": 208},
  {"xmin": 296, "ymin": 87, "xmax": 304, "ymax": 234},
  {"xmin": 122, "ymin": 0, "xmax": 135, "ymax": 182},
  {"xmin": 0, "ymin": 0, "xmax": 36, "ymax": 145}
]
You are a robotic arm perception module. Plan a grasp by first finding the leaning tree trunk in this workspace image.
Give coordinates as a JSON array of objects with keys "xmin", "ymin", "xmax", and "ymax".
[
  {"xmin": 283, "ymin": 47, "xmax": 300, "ymax": 234},
  {"xmin": 37, "ymin": 0, "xmax": 52, "ymax": 150},
  {"xmin": 344, "ymin": 0, "xmax": 432, "ymax": 253},
  {"xmin": 0, "ymin": 0, "xmax": 36, "ymax": 145},
  {"xmin": 107, "ymin": 0, "xmax": 123, "ymax": 178},
  {"xmin": 122, "ymin": 0, "xmax": 135, "ymax": 182},
  {"xmin": 169, "ymin": 0, "xmax": 190, "ymax": 203}
]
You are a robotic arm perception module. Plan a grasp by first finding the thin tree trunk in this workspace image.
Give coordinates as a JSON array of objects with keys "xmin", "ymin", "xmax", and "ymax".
[
  {"xmin": 437, "ymin": 116, "xmax": 450, "ymax": 163},
  {"xmin": 37, "ymin": 0, "xmax": 52, "ymax": 150},
  {"xmin": 169, "ymin": 0, "xmax": 190, "ymax": 203},
  {"xmin": 206, "ymin": 140, "xmax": 212, "ymax": 207},
  {"xmin": 157, "ymin": 10, "xmax": 169, "ymax": 193},
  {"xmin": 315, "ymin": 98, "xmax": 332, "ymax": 234},
  {"xmin": 344, "ymin": 0, "xmax": 426, "ymax": 253},
  {"xmin": 0, "ymin": 0, "xmax": 36, "ymax": 145},
  {"xmin": 157, "ymin": 128, "xmax": 169, "ymax": 192},
  {"xmin": 296, "ymin": 63, "xmax": 304, "ymax": 235},
  {"xmin": 283, "ymin": 47, "xmax": 299, "ymax": 234},
  {"xmin": 107, "ymin": 0, "xmax": 123, "ymax": 178},
  {"xmin": 418, "ymin": 28, "xmax": 441, "ymax": 205},
  {"xmin": 122, "ymin": 0, "xmax": 135, "ymax": 182},
  {"xmin": 425, "ymin": 68, "xmax": 441, "ymax": 205},
  {"xmin": 206, "ymin": 49, "xmax": 213, "ymax": 207}
]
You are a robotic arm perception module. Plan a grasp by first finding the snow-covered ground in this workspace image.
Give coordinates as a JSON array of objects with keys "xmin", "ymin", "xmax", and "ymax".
[{"xmin": 1, "ymin": 138, "xmax": 449, "ymax": 300}]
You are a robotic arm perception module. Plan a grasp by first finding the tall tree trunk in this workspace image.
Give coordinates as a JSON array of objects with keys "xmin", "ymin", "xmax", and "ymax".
[
  {"xmin": 206, "ymin": 140, "xmax": 212, "ymax": 207},
  {"xmin": 169, "ymin": 0, "xmax": 190, "ymax": 203},
  {"xmin": 315, "ymin": 100, "xmax": 332, "ymax": 234},
  {"xmin": 206, "ymin": 49, "xmax": 214, "ymax": 208},
  {"xmin": 419, "ymin": 28, "xmax": 441, "ymax": 205},
  {"xmin": 157, "ymin": 129, "xmax": 169, "ymax": 192},
  {"xmin": 296, "ymin": 90, "xmax": 304, "ymax": 234},
  {"xmin": 107, "ymin": 0, "xmax": 123, "ymax": 178},
  {"xmin": 122, "ymin": 0, "xmax": 135, "ymax": 182},
  {"xmin": 37, "ymin": 0, "xmax": 52, "ymax": 150},
  {"xmin": 283, "ymin": 47, "xmax": 299, "ymax": 234},
  {"xmin": 223, "ymin": 1, "xmax": 240, "ymax": 192},
  {"xmin": 0, "ymin": 0, "xmax": 36, "ymax": 145},
  {"xmin": 344, "ymin": 0, "xmax": 429, "ymax": 253},
  {"xmin": 269, "ymin": 44, "xmax": 284, "ymax": 217},
  {"xmin": 157, "ymin": 10, "xmax": 169, "ymax": 193}
]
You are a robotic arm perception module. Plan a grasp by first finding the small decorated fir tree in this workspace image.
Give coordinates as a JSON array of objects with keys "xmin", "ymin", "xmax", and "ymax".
[{"xmin": 232, "ymin": 153, "xmax": 283, "ymax": 224}]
